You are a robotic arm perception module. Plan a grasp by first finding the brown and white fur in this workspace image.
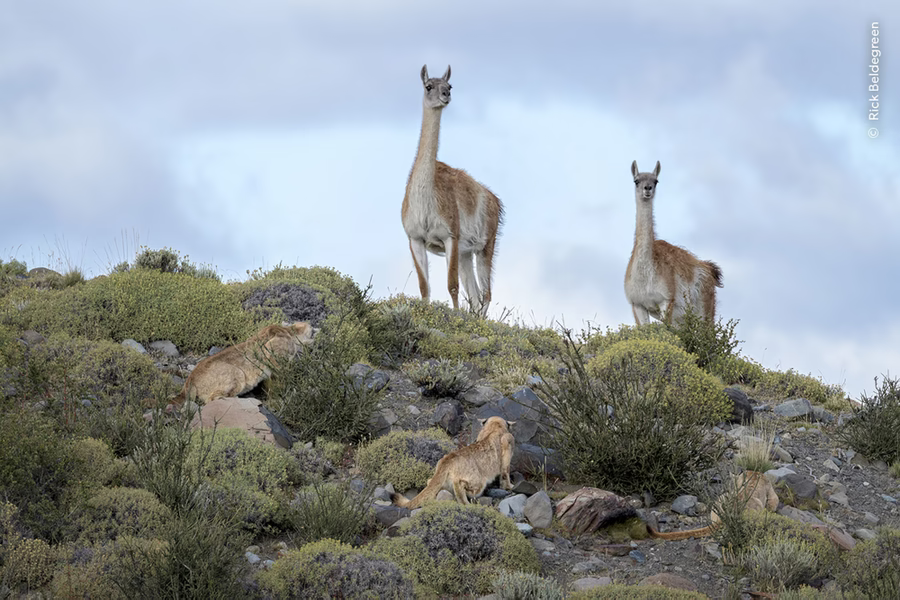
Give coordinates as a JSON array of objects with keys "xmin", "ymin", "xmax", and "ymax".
[
  {"xmin": 390, "ymin": 416, "xmax": 515, "ymax": 509},
  {"xmin": 647, "ymin": 471, "xmax": 779, "ymax": 540},
  {"xmin": 401, "ymin": 65, "xmax": 504, "ymax": 317},
  {"xmin": 624, "ymin": 161, "xmax": 723, "ymax": 326}
]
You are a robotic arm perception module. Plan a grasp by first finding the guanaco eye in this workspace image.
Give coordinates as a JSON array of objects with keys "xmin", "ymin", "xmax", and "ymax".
[
  {"xmin": 425, "ymin": 84, "xmax": 433, "ymax": 91},
  {"xmin": 447, "ymin": 85, "xmax": 452, "ymax": 90}
]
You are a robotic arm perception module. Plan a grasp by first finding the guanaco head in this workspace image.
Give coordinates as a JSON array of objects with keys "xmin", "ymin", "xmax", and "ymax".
[
  {"xmin": 420, "ymin": 64, "xmax": 452, "ymax": 110},
  {"xmin": 631, "ymin": 160, "xmax": 660, "ymax": 202}
]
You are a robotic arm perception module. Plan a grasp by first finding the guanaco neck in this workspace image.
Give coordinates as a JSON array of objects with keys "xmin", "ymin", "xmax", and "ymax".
[
  {"xmin": 408, "ymin": 103, "xmax": 443, "ymax": 194},
  {"xmin": 632, "ymin": 194, "xmax": 656, "ymax": 262}
]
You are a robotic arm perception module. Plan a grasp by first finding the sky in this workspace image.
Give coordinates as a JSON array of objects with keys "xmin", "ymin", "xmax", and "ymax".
[{"xmin": 1, "ymin": 1, "xmax": 897, "ymax": 401}]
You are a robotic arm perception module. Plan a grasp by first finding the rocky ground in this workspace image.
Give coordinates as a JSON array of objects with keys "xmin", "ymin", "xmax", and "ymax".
[{"xmin": 141, "ymin": 342, "xmax": 900, "ymax": 599}]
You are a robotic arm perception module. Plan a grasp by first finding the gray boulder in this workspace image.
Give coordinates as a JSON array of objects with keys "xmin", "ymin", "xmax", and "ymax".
[
  {"xmin": 524, "ymin": 491, "xmax": 553, "ymax": 528},
  {"xmin": 774, "ymin": 398, "xmax": 813, "ymax": 419}
]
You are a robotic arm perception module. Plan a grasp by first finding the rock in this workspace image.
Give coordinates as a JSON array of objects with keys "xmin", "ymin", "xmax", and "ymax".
[
  {"xmin": 530, "ymin": 538, "xmax": 556, "ymax": 553},
  {"xmin": 772, "ymin": 444, "xmax": 794, "ymax": 463},
  {"xmin": 208, "ymin": 346, "xmax": 224, "ymax": 356},
  {"xmin": 485, "ymin": 488, "xmax": 512, "ymax": 499},
  {"xmin": 503, "ymin": 387, "xmax": 548, "ymax": 421},
  {"xmin": 850, "ymin": 453, "xmax": 871, "ymax": 467},
  {"xmin": 497, "ymin": 494, "xmax": 528, "ymax": 518},
  {"xmin": 374, "ymin": 505, "xmax": 410, "ymax": 528},
  {"xmin": 764, "ymin": 467, "xmax": 797, "ymax": 483},
  {"xmin": 594, "ymin": 544, "xmax": 633, "ymax": 557},
  {"xmin": 526, "ymin": 374, "xmax": 543, "ymax": 386},
  {"xmin": 811, "ymin": 405, "xmax": 835, "ymax": 423},
  {"xmin": 431, "ymin": 400, "xmax": 462, "ymax": 435},
  {"xmin": 509, "ymin": 420, "xmax": 539, "ymax": 444},
  {"xmin": 245, "ymin": 551, "xmax": 261, "ymax": 565},
  {"xmin": 555, "ymin": 488, "xmax": 637, "ymax": 535},
  {"xmin": 460, "ymin": 385, "xmax": 503, "ymax": 408},
  {"xmin": 407, "ymin": 405, "xmax": 421, "ymax": 416},
  {"xmin": 809, "ymin": 524, "xmax": 856, "ymax": 551},
  {"xmin": 512, "ymin": 480, "xmax": 538, "ymax": 496},
  {"xmin": 572, "ymin": 558, "xmax": 609, "ymax": 574},
  {"xmin": 149, "ymin": 340, "xmax": 179, "ymax": 357},
  {"xmin": 435, "ymin": 490, "xmax": 454, "ymax": 502},
  {"xmin": 191, "ymin": 397, "xmax": 293, "ymax": 449},
  {"xmin": 511, "ymin": 444, "xmax": 564, "ymax": 478},
  {"xmin": 777, "ymin": 505, "xmax": 826, "ymax": 527},
  {"xmin": 823, "ymin": 459, "xmax": 841, "ymax": 472},
  {"xmin": 774, "ymin": 398, "xmax": 813, "ymax": 419},
  {"xmin": 18, "ymin": 330, "xmax": 45, "ymax": 346},
  {"xmin": 880, "ymin": 494, "xmax": 897, "ymax": 503},
  {"xmin": 639, "ymin": 573, "xmax": 700, "ymax": 593},
  {"xmin": 671, "ymin": 495, "xmax": 698, "ymax": 516},
  {"xmin": 524, "ymin": 491, "xmax": 553, "ymax": 528},
  {"xmin": 515, "ymin": 523, "xmax": 534, "ymax": 537},
  {"xmin": 863, "ymin": 512, "xmax": 879, "ymax": 525},
  {"xmin": 373, "ymin": 487, "xmax": 391, "ymax": 502},
  {"xmin": 828, "ymin": 491, "xmax": 850, "ymax": 507},
  {"xmin": 572, "ymin": 577, "xmax": 612, "ymax": 591},
  {"xmin": 346, "ymin": 363, "xmax": 390, "ymax": 392},
  {"xmin": 782, "ymin": 473, "xmax": 818, "ymax": 500},
  {"xmin": 725, "ymin": 387, "xmax": 754, "ymax": 424},
  {"xmin": 854, "ymin": 528, "xmax": 877, "ymax": 541},
  {"xmin": 477, "ymin": 497, "xmax": 493, "ymax": 506},
  {"xmin": 628, "ymin": 549, "xmax": 646, "ymax": 564},
  {"xmin": 369, "ymin": 408, "xmax": 399, "ymax": 437},
  {"xmin": 121, "ymin": 339, "xmax": 147, "ymax": 354}
]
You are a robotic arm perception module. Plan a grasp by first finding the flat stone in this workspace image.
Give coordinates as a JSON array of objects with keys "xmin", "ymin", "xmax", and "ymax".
[
  {"xmin": 782, "ymin": 473, "xmax": 818, "ymax": 500},
  {"xmin": 809, "ymin": 524, "xmax": 856, "ymax": 551},
  {"xmin": 436, "ymin": 490, "xmax": 454, "ymax": 502},
  {"xmin": 485, "ymin": 488, "xmax": 512, "ymax": 499},
  {"xmin": 772, "ymin": 445, "xmax": 794, "ymax": 463},
  {"xmin": 863, "ymin": 511, "xmax": 880, "ymax": 525},
  {"xmin": 811, "ymin": 405, "xmax": 835, "ymax": 423},
  {"xmin": 572, "ymin": 558, "xmax": 609, "ymax": 574},
  {"xmin": 572, "ymin": 577, "xmax": 612, "ymax": 591},
  {"xmin": 460, "ymin": 385, "xmax": 503, "ymax": 408},
  {"xmin": 880, "ymin": 494, "xmax": 897, "ymax": 503},
  {"xmin": 530, "ymin": 538, "xmax": 556, "ymax": 552},
  {"xmin": 774, "ymin": 398, "xmax": 813, "ymax": 419},
  {"xmin": 121, "ymin": 339, "xmax": 147, "ymax": 354},
  {"xmin": 854, "ymin": 528, "xmax": 877, "ymax": 541},
  {"xmin": 244, "ymin": 552, "xmax": 260, "ymax": 565},
  {"xmin": 374, "ymin": 505, "xmax": 410, "ymax": 528},
  {"xmin": 512, "ymin": 480, "xmax": 538, "ymax": 496},
  {"xmin": 828, "ymin": 491, "xmax": 850, "ymax": 507},
  {"xmin": 524, "ymin": 491, "xmax": 553, "ymax": 528},
  {"xmin": 515, "ymin": 522, "xmax": 534, "ymax": 537},
  {"xmin": 191, "ymin": 397, "xmax": 293, "ymax": 448},
  {"xmin": 639, "ymin": 573, "xmax": 700, "ymax": 592},
  {"xmin": 149, "ymin": 340, "xmax": 179, "ymax": 357},
  {"xmin": 346, "ymin": 363, "xmax": 390, "ymax": 392},
  {"xmin": 498, "ymin": 494, "xmax": 528, "ymax": 518},
  {"xmin": 629, "ymin": 549, "xmax": 646, "ymax": 564},
  {"xmin": 823, "ymin": 459, "xmax": 841, "ymax": 472},
  {"xmin": 431, "ymin": 400, "xmax": 462, "ymax": 435},
  {"xmin": 777, "ymin": 505, "xmax": 826, "ymax": 527},
  {"xmin": 477, "ymin": 496, "xmax": 493, "ymax": 507},
  {"xmin": 764, "ymin": 467, "xmax": 797, "ymax": 483},
  {"xmin": 555, "ymin": 488, "xmax": 636, "ymax": 535},
  {"xmin": 407, "ymin": 405, "xmax": 421, "ymax": 416}
]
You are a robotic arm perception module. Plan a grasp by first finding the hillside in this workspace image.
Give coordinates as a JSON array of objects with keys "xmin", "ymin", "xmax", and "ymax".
[{"xmin": 1, "ymin": 250, "xmax": 898, "ymax": 599}]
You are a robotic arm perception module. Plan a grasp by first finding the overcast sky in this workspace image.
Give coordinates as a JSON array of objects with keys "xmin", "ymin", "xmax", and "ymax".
[{"xmin": 1, "ymin": 1, "xmax": 897, "ymax": 400}]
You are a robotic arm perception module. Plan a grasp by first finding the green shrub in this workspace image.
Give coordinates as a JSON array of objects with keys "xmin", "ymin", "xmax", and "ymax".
[
  {"xmin": 539, "ymin": 332, "xmax": 723, "ymax": 499},
  {"xmin": 735, "ymin": 425, "xmax": 776, "ymax": 474},
  {"xmin": 67, "ymin": 437, "xmax": 135, "ymax": 501},
  {"xmin": 266, "ymin": 307, "xmax": 382, "ymax": 442},
  {"xmin": 377, "ymin": 295, "xmax": 492, "ymax": 339},
  {"xmin": 50, "ymin": 537, "xmax": 167, "ymax": 600},
  {"xmin": 569, "ymin": 584, "xmax": 708, "ymax": 599},
  {"xmin": 582, "ymin": 322, "xmax": 684, "ymax": 356},
  {"xmin": 665, "ymin": 306, "xmax": 743, "ymax": 382},
  {"xmin": 66, "ymin": 487, "xmax": 170, "ymax": 544},
  {"xmin": 587, "ymin": 339, "xmax": 732, "ymax": 423},
  {"xmin": 131, "ymin": 246, "xmax": 220, "ymax": 281},
  {"xmin": 0, "ymin": 408, "xmax": 74, "ymax": 540},
  {"xmin": 0, "ymin": 258, "xmax": 27, "ymax": 277},
  {"xmin": 290, "ymin": 480, "xmax": 375, "ymax": 545},
  {"xmin": 0, "ymin": 502, "xmax": 59, "ymax": 591},
  {"xmin": 356, "ymin": 429, "xmax": 454, "ymax": 491},
  {"xmin": 839, "ymin": 527, "xmax": 900, "ymax": 599},
  {"xmin": 752, "ymin": 368, "xmax": 838, "ymax": 406},
  {"xmin": 492, "ymin": 569, "xmax": 564, "ymax": 599},
  {"xmin": 368, "ymin": 298, "xmax": 426, "ymax": 365},
  {"xmin": 406, "ymin": 358, "xmax": 473, "ymax": 398},
  {"xmin": 19, "ymin": 270, "xmax": 256, "ymax": 352},
  {"xmin": 369, "ymin": 502, "xmax": 540, "ymax": 597},
  {"xmin": 259, "ymin": 538, "xmax": 414, "ymax": 600},
  {"xmin": 891, "ymin": 460, "xmax": 900, "ymax": 479},
  {"xmin": 241, "ymin": 281, "xmax": 328, "ymax": 326},
  {"xmin": 291, "ymin": 441, "xmax": 339, "ymax": 478},
  {"xmin": 835, "ymin": 375, "xmax": 900, "ymax": 464}
]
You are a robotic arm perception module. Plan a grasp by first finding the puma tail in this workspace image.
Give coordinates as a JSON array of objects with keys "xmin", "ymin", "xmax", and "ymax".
[
  {"xmin": 390, "ymin": 475, "xmax": 446, "ymax": 509},
  {"xmin": 647, "ymin": 524, "xmax": 716, "ymax": 541}
]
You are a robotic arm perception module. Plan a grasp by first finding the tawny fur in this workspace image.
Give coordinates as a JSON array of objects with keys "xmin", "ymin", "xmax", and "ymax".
[
  {"xmin": 648, "ymin": 471, "xmax": 779, "ymax": 540},
  {"xmin": 390, "ymin": 416, "xmax": 515, "ymax": 509},
  {"xmin": 401, "ymin": 64, "xmax": 504, "ymax": 318},
  {"xmin": 624, "ymin": 160, "xmax": 723, "ymax": 326},
  {"xmin": 172, "ymin": 322, "xmax": 316, "ymax": 405}
]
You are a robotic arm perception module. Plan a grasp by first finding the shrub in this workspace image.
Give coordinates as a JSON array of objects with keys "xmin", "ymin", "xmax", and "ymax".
[
  {"xmin": 19, "ymin": 270, "xmax": 256, "ymax": 352},
  {"xmin": 132, "ymin": 246, "xmax": 220, "ymax": 281},
  {"xmin": 290, "ymin": 480, "xmax": 375, "ymax": 545},
  {"xmin": 835, "ymin": 375, "xmax": 900, "ymax": 464},
  {"xmin": 569, "ymin": 585, "xmax": 708, "ymax": 599},
  {"xmin": 735, "ymin": 424, "xmax": 776, "ymax": 473},
  {"xmin": 0, "ymin": 502, "xmax": 59, "ymax": 591},
  {"xmin": 266, "ymin": 306, "xmax": 382, "ymax": 442},
  {"xmin": 406, "ymin": 358, "xmax": 474, "ymax": 398},
  {"xmin": 259, "ymin": 538, "xmax": 414, "ymax": 600},
  {"xmin": 67, "ymin": 437, "xmax": 135, "ymax": 502},
  {"xmin": 582, "ymin": 321, "xmax": 684, "ymax": 356},
  {"xmin": 370, "ymin": 502, "xmax": 539, "ymax": 597},
  {"xmin": 356, "ymin": 429, "xmax": 454, "ymax": 491},
  {"xmin": 586, "ymin": 339, "xmax": 732, "ymax": 423},
  {"xmin": 0, "ymin": 408, "xmax": 74, "ymax": 540},
  {"xmin": 66, "ymin": 487, "xmax": 170, "ymax": 544},
  {"xmin": 291, "ymin": 442, "xmax": 338, "ymax": 480},
  {"xmin": 241, "ymin": 281, "xmax": 328, "ymax": 326},
  {"xmin": 666, "ymin": 305, "xmax": 743, "ymax": 382},
  {"xmin": 0, "ymin": 258, "xmax": 27, "ymax": 277},
  {"xmin": 368, "ymin": 298, "xmax": 425, "ymax": 365},
  {"xmin": 752, "ymin": 368, "xmax": 839, "ymax": 406},
  {"xmin": 891, "ymin": 460, "xmax": 900, "ymax": 479},
  {"xmin": 492, "ymin": 570, "xmax": 564, "ymax": 600},
  {"xmin": 539, "ymin": 332, "xmax": 723, "ymax": 499},
  {"xmin": 50, "ymin": 537, "xmax": 167, "ymax": 600},
  {"xmin": 839, "ymin": 527, "xmax": 900, "ymax": 599}
]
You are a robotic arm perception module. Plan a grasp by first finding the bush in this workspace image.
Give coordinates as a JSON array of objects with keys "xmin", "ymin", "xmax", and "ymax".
[
  {"xmin": 0, "ymin": 408, "xmax": 74, "ymax": 540},
  {"xmin": 291, "ymin": 441, "xmax": 338, "ymax": 478},
  {"xmin": 665, "ymin": 306, "xmax": 743, "ymax": 382},
  {"xmin": 241, "ymin": 281, "xmax": 328, "ymax": 326},
  {"xmin": 539, "ymin": 332, "xmax": 723, "ymax": 499},
  {"xmin": 266, "ymin": 306, "xmax": 382, "ymax": 442},
  {"xmin": 368, "ymin": 298, "xmax": 425, "ymax": 365},
  {"xmin": 370, "ymin": 502, "xmax": 539, "ymax": 597},
  {"xmin": 259, "ymin": 538, "xmax": 414, "ymax": 600},
  {"xmin": 66, "ymin": 487, "xmax": 170, "ymax": 544},
  {"xmin": 290, "ymin": 480, "xmax": 375, "ymax": 545},
  {"xmin": 67, "ymin": 437, "xmax": 135, "ymax": 501},
  {"xmin": 569, "ymin": 585, "xmax": 708, "ymax": 599},
  {"xmin": 839, "ymin": 527, "xmax": 900, "ymax": 599},
  {"xmin": 752, "ymin": 368, "xmax": 839, "ymax": 406},
  {"xmin": 50, "ymin": 537, "xmax": 166, "ymax": 600},
  {"xmin": 0, "ymin": 502, "xmax": 59, "ymax": 591},
  {"xmin": 356, "ymin": 429, "xmax": 455, "ymax": 491},
  {"xmin": 582, "ymin": 322, "xmax": 684, "ymax": 356},
  {"xmin": 18, "ymin": 270, "xmax": 256, "ymax": 353},
  {"xmin": 586, "ymin": 339, "xmax": 732, "ymax": 424},
  {"xmin": 735, "ymin": 425, "xmax": 776, "ymax": 473},
  {"xmin": 891, "ymin": 461, "xmax": 900, "ymax": 479},
  {"xmin": 835, "ymin": 375, "xmax": 900, "ymax": 464},
  {"xmin": 131, "ymin": 246, "xmax": 220, "ymax": 281},
  {"xmin": 406, "ymin": 358, "xmax": 474, "ymax": 398},
  {"xmin": 492, "ymin": 570, "xmax": 564, "ymax": 600}
]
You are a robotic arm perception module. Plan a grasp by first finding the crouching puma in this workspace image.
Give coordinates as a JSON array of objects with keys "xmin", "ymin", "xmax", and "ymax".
[
  {"xmin": 647, "ymin": 471, "xmax": 779, "ymax": 540},
  {"xmin": 391, "ymin": 416, "xmax": 515, "ymax": 509},
  {"xmin": 172, "ymin": 321, "xmax": 316, "ymax": 405}
]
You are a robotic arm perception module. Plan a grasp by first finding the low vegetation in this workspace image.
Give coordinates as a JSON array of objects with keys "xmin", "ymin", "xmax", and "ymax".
[
  {"xmin": 356, "ymin": 428, "xmax": 455, "ymax": 492},
  {"xmin": 836, "ymin": 374, "xmax": 900, "ymax": 465}
]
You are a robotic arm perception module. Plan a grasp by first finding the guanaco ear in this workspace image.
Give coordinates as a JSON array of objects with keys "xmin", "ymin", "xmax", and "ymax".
[
  {"xmin": 506, "ymin": 420, "xmax": 517, "ymax": 427},
  {"xmin": 478, "ymin": 418, "xmax": 487, "ymax": 427},
  {"xmin": 653, "ymin": 161, "xmax": 661, "ymax": 178},
  {"xmin": 631, "ymin": 160, "xmax": 639, "ymax": 179},
  {"xmin": 442, "ymin": 65, "xmax": 451, "ymax": 81},
  {"xmin": 421, "ymin": 65, "xmax": 429, "ymax": 84}
]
